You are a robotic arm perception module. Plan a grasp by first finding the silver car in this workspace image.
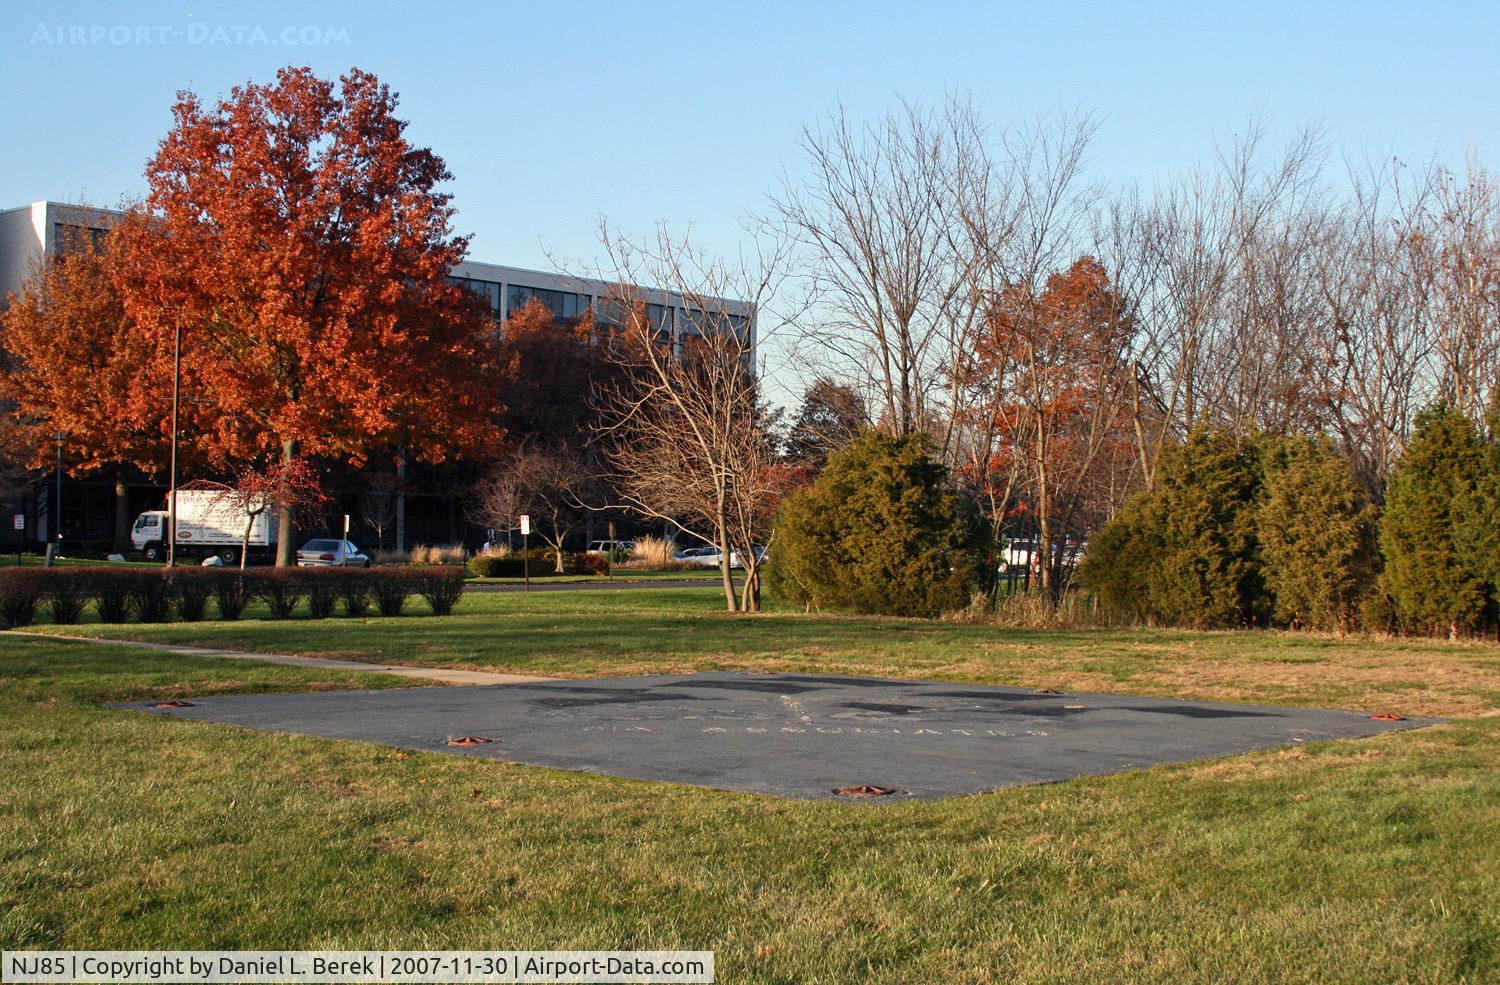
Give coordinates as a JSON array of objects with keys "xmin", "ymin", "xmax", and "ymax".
[{"xmin": 295, "ymin": 539, "xmax": 371, "ymax": 568}]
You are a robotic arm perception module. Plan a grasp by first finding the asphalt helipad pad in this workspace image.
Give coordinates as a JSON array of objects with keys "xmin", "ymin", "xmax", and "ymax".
[{"xmin": 128, "ymin": 672, "xmax": 1434, "ymax": 800}]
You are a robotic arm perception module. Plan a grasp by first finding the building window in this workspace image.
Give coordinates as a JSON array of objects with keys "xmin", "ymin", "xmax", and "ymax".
[
  {"xmin": 507, "ymin": 284, "xmax": 590, "ymax": 321},
  {"xmin": 678, "ymin": 307, "xmax": 751, "ymax": 339},
  {"xmin": 594, "ymin": 298, "xmax": 670, "ymax": 332},
  {"xmin": 448, "ymin": 276, "xmax": 501, "ymax": 313},
  {"xmin": 53, "ymin": 223, "xmax": 108, "ymax": 256}
]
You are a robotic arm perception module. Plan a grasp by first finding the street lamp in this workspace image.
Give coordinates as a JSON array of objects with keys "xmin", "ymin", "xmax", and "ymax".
[
  {"xmin": 51, "ymin": 431, "xmax": 66, "ymax": 564},
  {"xmin": 167, "ymin": 316, "xmax": 181, "ymax": 568}
]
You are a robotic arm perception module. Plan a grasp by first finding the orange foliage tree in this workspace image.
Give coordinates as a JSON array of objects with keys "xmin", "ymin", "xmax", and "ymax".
[
  {"xmin": 961, "ymin": 256, "xmax": 1137, "ymax": 597},
  {"xmin": 476, "ymin": 296, "xmax": 619, "ymax": 565},
  {"xmin": 0, "ymin": 235, "xmax": 174, "ymax": 550},
  {"xmin": 494, "ymin": 298, "xmax": 605, "ymax": 440},
  {"xmin": 114, "ymin": 66, "xmax": 500, "ymax": 564}
]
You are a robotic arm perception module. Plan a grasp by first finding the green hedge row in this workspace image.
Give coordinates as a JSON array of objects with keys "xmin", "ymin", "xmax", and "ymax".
[
  {"xmin": 468, "ymin": 550, "xmax": 609, "ymax": 578},
  {"xmin": 0, "ymin": 566, "xmax": 467, "ymax": 628},
  {"xmin": 1076, "ymin": 429, "xmax": 1380, "ymax": 631},
  {"xmin": 1079, "ymin": 408, "xmax": 1500, "ymax": 637}
]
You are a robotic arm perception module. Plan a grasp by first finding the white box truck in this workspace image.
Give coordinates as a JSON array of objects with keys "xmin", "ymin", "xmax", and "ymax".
[{"xmin": 130, "ymin": 489, "xmax": 280, "ymax": 564}]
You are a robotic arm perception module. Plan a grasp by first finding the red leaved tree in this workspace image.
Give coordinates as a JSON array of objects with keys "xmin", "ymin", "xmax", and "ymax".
[
  {"xmin": 494, "ymin": 298, "xmax": 608, "ymax": 440},
  {"xmin": 0, "ymin": 233, "xmax": 174, "ymax": 550},
  {"xmin": 194, "ymin": 459, "xmax": 329, "ymax": 569},
  {"xmin": 962, "ymin": 256, "xmax": 1137, "ymax": 597},
  {"xmin": 114, "ymin": 66, "xmax": 500, "ymax": 564}
]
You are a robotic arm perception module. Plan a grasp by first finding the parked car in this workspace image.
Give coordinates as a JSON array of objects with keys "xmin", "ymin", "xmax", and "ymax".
[
  {"xmin": 295, "ymin": 539, "xmax": 371, "ymax": 568},
  {"xmin": 674, "ymin": 545, "xmax": 767, "ymax": 569},
  {"xmin": 999, "ymin": 539, "xmax": 1086, "ymax": 572},
  {"xmin": 1001, "ymin": 540, "xmax": 1038, "ymax": 570},
  {"xmin": 674, "ymin": 546, "xmax": 722, "ymax": 567},
  {"xmin": 586, "ymin": 540, "xmax": 635, "ymax": 555}
]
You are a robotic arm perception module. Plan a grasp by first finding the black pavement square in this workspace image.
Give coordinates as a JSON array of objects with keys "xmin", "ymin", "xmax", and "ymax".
[{"xmin": 127, "ymin": 672, "xmax": 1435, "ymax": 801}]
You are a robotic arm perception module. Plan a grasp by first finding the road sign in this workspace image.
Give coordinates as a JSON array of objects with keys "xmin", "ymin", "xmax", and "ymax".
[
  {"xmin": 519, "ymin": 515, "xmax": 531, "ymax": 591},
  {"xmin": 12, "ymin": 514, "xmax": 23, "ymax": 531}
]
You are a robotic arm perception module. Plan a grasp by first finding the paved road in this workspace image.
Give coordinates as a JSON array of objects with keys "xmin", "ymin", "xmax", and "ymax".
[{"xmin": 464, "ymin": 578, "xmax": 723, "ymax": 593}]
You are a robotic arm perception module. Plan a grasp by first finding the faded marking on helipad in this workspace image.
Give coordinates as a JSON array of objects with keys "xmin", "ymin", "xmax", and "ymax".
[{"xmin": 125, "ymin": 671, "xmax": 1438, "ymax": 801}]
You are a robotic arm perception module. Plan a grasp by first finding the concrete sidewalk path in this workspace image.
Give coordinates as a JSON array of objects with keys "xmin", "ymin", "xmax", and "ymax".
[{"xmin": 3, "ymin": 630, "xmax": 556, "ymax": 686}]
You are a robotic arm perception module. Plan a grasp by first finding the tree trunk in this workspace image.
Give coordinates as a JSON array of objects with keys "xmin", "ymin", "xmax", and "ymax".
[
  {"xmin": 548, "ymin": 505, "xmax": 567, "ymax": 573},
  {"xmin": 113, "ymin": 469, "xmax": 130, "ymax": 554},
  {"xmin": 718, "ymin": 551, "xmax": 736, "ymax": 611},
  {"xmin": 275, "ymin": 438, "xmax": 299, "ymax": 568},
  {"xmin": 739, "ymin": 563, "xmax": 761, "ymax": 612},
  {"xmin": 1035, "ymin": 431, "xmax": 1054, "ymax": 601},
  {"xmin": 395, "ymin": 455, "xmax": 407, "ymax": 553},
  {"xmin": 715, "ymin": 496, "xmax": 736, "ymax": 612},
  {"xmin": 241, "ymin": 513, "xmax": 255, "ymax": 571}
]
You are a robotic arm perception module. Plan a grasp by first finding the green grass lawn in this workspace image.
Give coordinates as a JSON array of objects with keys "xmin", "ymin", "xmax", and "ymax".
[
  {"xmin": 0, "ymin": 553, "xmax": 159, "ymax": 568},
  {"xmin": 468, "ymin": 569, "xmax": 720, "ymax": 584},
  {"xmin": 26, "ymin": 588, "xmax": 1500, "ymax": 717},
  {"xmin": 5, "ymin": 589, "xmax": 1499, "ymax": 982}
]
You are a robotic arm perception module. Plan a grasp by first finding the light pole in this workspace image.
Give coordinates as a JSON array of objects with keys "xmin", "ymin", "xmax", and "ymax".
[
  {"xmin": 53, "ymin": 431, "xmax": 65, "ymax": 558},
  {"xmin": 167, "ymin": 317, "xmax": 181, "ymax": 568}
]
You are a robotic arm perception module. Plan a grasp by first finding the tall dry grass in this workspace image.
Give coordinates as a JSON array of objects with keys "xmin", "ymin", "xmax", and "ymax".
[
  {"xmin": 628, "ymin": 536, "xmax": 676, "ymax": 565},
  {"xmin": 409, "ymin": 543, "xmax": 467, "ymax": 565},
  {"xmin": 620, "ymin": 536, "xmax": 698, "ymax": 571},
  {"xmin": 942, "ymin": 589, "xmax": 1113, "ymax": 629}
]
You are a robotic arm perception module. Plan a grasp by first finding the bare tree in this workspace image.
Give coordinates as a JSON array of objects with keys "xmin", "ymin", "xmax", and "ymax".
[
  {"xmin": 1308, "ymin": 158, "xmax": 1436, "ymax": 496},
  {"xmin": 1420, "ymin": 158, "xmax": 1500, "ymax": 419},
  {"xmin": 359, "ymin": 472, "xmax": 401, "ymax": 551},
  {"xmin": 1106, "ymin": 122, "xmax": 1330, "ymax": 485},
  {"xmin": 473, "ymin": 444, "xmax": 592, "ymax": 572},
  {"xmin": 774, "ymin": 97, "xmax": 985, "ymax": 440},
  {"xmin": 467, "ymin": 467, "xmax": 524, "ymax": 548},
  {"xmin": 592, "ymin": 222, "xmax": 788, "ymax": 612}
]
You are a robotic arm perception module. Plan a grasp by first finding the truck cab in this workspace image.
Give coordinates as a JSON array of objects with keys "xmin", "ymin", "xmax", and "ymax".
[{"xmin": 131, "ymin": 511, "xmax": 168, "ymax": 561}]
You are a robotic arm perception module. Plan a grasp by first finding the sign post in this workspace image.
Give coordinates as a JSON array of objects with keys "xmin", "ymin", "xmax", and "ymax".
[
  {"xmin": 341, "ymin": 514, "xmax": 350, "ymax": 567},
  {"xmin": 607, "ymin": 520, "xmax": 616, "ymax": 580},
  {"xmin": 14, "ymin": 513, "xmax": 23, "ymax": 566},
  {"xmin": 519, "ymin": 514, "xmax": 531, "ymax": 591}
]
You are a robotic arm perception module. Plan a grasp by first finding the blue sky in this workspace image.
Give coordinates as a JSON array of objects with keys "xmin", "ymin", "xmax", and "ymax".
[{"xmin": 3, "ymin": 0, "xmax": 1496, "ymax": 281}]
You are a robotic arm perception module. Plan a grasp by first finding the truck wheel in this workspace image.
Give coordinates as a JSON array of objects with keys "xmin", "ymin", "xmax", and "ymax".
[
  {"xmin": 220, "ymin": 548, "xmax": 238, "ymax": 564},
  {"xmin": 143, "ymin": 543, "xmax": 163, "ymax": 562}
]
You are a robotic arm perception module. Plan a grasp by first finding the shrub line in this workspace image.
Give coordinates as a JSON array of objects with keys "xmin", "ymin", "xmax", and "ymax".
[{"xmin": 0, "ymin": 565, "xmax": 467, "ymax": 628}]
